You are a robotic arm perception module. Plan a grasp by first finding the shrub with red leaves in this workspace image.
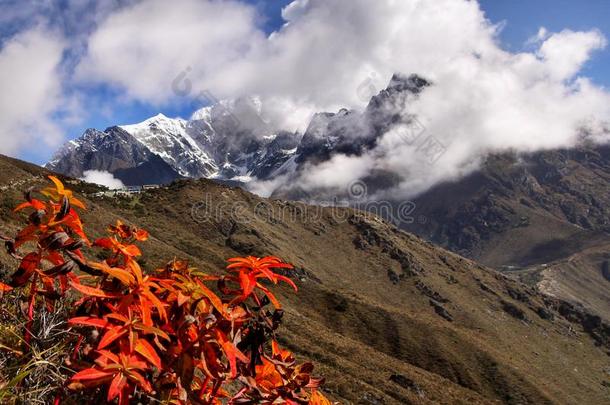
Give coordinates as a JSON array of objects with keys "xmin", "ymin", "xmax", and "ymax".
[{"xmin": 0, "ymin": 176, "xmax": 331, "ymax": 405}]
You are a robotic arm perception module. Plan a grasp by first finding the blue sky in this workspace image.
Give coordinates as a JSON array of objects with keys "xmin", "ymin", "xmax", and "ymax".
[
  {"xmin": 1, "ymin": 0, "xmax": 609, "ymax": 165},
  {"xmin": 480, "ymin": 0, "xmax": 610, "ymax": 87}
]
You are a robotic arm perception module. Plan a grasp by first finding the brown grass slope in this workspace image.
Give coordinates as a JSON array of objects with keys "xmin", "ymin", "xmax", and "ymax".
[
  {"xmin": 404, "ymin": 146, "xmax": 610, "ymax": 324},
  {"xmin": 507, "ymin": 240, "xmax": 610, "ymax": 322},
  {"xmin": 0, "ymin": 154, "xmax": 609, "ymax": 404}
]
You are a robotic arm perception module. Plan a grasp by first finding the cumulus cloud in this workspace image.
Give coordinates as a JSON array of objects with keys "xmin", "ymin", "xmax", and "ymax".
[
  {"xmin": 0, "ymin": 26, "xmax": 67, "ymax": 157},
  {"xmin": 537, "ymin": 29, "xmax": 607, "ymax": 81},
  {"xmin": 81, "ymin": 170, "xmax": 125, "ymax": 189},
  {"xmin": 19, "ymin": 0, "xmax": 610, "ymax": 198},
  {"xmin": 76, "ymin": 0, "xmax": 266, "ymax": 104}
]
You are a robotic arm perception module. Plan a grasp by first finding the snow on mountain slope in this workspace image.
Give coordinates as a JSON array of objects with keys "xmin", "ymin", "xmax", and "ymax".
[
  {"xmin": 46, "ymin": 127, "xmax": 161, "ymax": 179},
  {"xmin": 120, "ymin": 113, "xmax": 217, "ymax": 178},
  {"xmin": 47, "ymin": 95, "xmax": 302, "ymax": 186},
  {"xmin": 46, "ymin": 75, "xmax": 425, "ymax": 188}
]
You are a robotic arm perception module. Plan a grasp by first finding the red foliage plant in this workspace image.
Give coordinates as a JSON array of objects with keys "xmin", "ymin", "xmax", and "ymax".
[{"xmin": 0, "ymin": 176, "xmax": 332, "ymax": 404}]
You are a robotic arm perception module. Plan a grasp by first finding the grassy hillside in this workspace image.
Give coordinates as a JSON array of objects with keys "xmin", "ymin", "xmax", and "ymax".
[{"xmin": 0, "ymin": 155, "xmax": 609, "ymax": 404}]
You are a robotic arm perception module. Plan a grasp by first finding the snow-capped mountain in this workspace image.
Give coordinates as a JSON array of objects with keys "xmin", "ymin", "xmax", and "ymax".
[
  {"xmin": 119, "ymin": 113, "xmax": 216, "ymax": 178},
  {"xmin": 46, "ymin": 96, "xmax": 301, "ymax": 186},
  {"xmin": 46, "ymin": 74, "xmax": 427, "ymax": 188}
]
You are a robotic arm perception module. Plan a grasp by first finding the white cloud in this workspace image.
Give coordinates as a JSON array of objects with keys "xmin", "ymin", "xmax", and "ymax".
[
  {"xmin": 537, "ymin": 29, "xmax": 607, "ymax": 81},
  {"xmin": 0, "ymin": 26, "xmax": 67, "ymax": 156},
  {"xmin": 81, "ymin": 170, "xmax": 125, "ymax": 189},
  {"xmin": 66, "ymin": 0, "xmax": 610, "ymax": 197},
  {"xmin": 76, "ymin": 0, "xmax": 266, "ymax": 104}
]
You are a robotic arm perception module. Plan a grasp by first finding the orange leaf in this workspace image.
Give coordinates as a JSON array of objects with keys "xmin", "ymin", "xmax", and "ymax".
[
  {"xmin": 121, "ymin": 244, "xmax": 141, "ymax": 257},
  {"xmin": 0, "ymin": 282, "xmax": 12, "ymax": 293},
  {"xmin": 48, "ymin": 175, "xmax": 65, "ymax": 194},
  {"xmin": 68, "ymin": 316, "xmax": 110, "ymax": 329},
  {"xmin": 142, "ymin": 290, "xmax": 167, "ymax": 321},
  {"xmin": 71, "ymin": 368, "xmax": 114, "ymax": 381},
  {"xmin": 98, "ymin": 326, "xmax": 127, "ymax": 349},
  {"xmin": 14, "ymin": 199, "xmax": 45, "ymax": 212},
  {"xmin": 195, "ymin": 280, "xmax": 225, "ymax": 315},
  {"xmin": 238, "ymin": 270, "xmax": 256, "ymax": 298},
  {"xmin": 91, "ymin": 262, "xmax": 135, "ymax": 286},
  {"xmin": 219, "ymin": 334, "xmax": 248, "ymax": 379},
  {"xmin": 134, "ymin": 324, "xmax": 171, "ymax": 342},
  {"xmin": 127, "ymin": 370, "xmax": 152, "ymax": 393},
  {"xmin": 70, "ymin": 196, "xmax": 87, "ymax": 210},
  {"xmin": 256, "ymin": 283, "xmax": 282, "ymax": 309},
  {"xmin": 11, "ymin": 253, "xmax": 40, "ymax": 287},
  {"xmin": 135, "ymin": 338, "xmax": 162, "ymax": 369},
  {"xmin": 70, "ymin": 281, "xmax": 121, "ymax": 298},
  {"xmin": 176, "ymin": 292, "xmax": 189, "ymax": 307},
  {"xmin": 134, "ymin": 229, "xmax": 149, "ymax": 241},
  {"xmin": 309, "ymin": 390, "xmax": 332, "ymax": 405},
  {"xmin": 107, "ymin": 374, "xmax": 127, "ymax": 402}
]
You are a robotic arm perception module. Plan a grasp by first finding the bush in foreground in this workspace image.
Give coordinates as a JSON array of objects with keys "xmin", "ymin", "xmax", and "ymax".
[{"xmin": 0, "ymin": 176, "xmax": 330, "ymax": 404}]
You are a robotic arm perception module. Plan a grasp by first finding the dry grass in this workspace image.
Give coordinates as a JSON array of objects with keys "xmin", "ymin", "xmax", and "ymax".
[{"xmin": 0, "ymin": 294, "xmax": 78, "ymax": 404}]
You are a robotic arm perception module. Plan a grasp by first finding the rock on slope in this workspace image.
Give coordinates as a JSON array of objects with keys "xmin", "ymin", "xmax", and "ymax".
[{"xmin": 1, "ymin": 154, "xmax": 609, "ymax": 404}]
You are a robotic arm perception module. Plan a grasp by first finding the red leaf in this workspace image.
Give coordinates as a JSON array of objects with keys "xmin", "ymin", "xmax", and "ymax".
[
  {"xmin": 71, "ymin": 368, "xmax": 114, "ymax": 381},
  {"xmin": 94, "ymin": 238, "xmax": 114, "ymax": 249},
  {"xmin": 219, "ymin": 333, "xmax": 248, "ymax": 379},
  {"xmin": 14, "ymin": 225, "xmax": 38, "ymax": 247},
  {"xmin": 11, "ymin": 253, "xmax": 40, "ymax": 287},
  {"xmin": 276, "ymin": 274, "xmax": 298, "ymax": 292},
  {"xmin": 135, "ymin": 338, "xmax": 162, "ymax": 369},
  {"xmin": 256, "ymin": 283, "xmax": 282, "ymax": 309},
  {"xmin": 238, "ymin": 270, "xmax": 256, "ymax": 298},
  {"xmin": 70, "ymin": 281, "xmax": 121, "ymax": 298},
  {"xmin": 14, "ymin": 199, "xmax": 46, "ymax": 212},
  {"xmin": 107, "ymin": 374, "xmax": 127, "ymax": 402},
  {"xmin": 98, "ymin": 326, "xmax": 127, "ymax": 349},
  {"xmin": 68, "ymin": 316, "xmax": 110, "ymax": 329}
]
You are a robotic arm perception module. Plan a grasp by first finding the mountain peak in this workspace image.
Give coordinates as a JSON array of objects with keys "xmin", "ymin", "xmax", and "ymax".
[
  {"xmin": 388, "ymin": 73, "xmax": 431, "ymax": 93},
  {"xmin": 48, "ymin": 72, "xmax": 428, "ymax": 187}
]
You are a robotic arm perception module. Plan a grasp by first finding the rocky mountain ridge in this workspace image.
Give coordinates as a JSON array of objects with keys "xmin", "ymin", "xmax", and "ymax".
[{"xmin": 46, "ymin": 74, "xmax": 427, "ymax": 188}]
